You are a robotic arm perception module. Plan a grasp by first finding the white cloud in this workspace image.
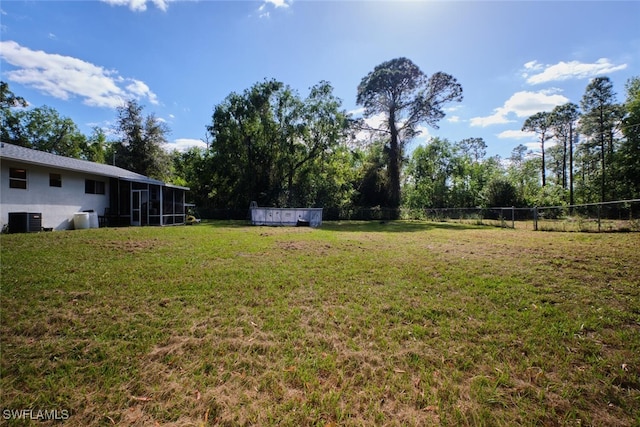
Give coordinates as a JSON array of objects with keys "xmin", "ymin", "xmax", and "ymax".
[
  {"xmin": 502, "ymin": 90, "xmax": 568, "ymax": 117},
  {"xmin": 523, "ymin": 60, "xmax": 543, "ymax": 71},
  {"xmin": 166, "ymin": 138, "xmax": 208, "ymax": 152},
  {"xmin": 265, "ymin": 0, "xmax": 290, "ymax": 8},
  {"xmin": 256, "ymin": 0, "xmax": 292, "ymax": 18},
  {"xmin": 125, "ymin": 80, "xmax": 159, "ymax": 105},
  {"xmin": 413, "ymin": 124, "xmax": 432, "ymax": 145},
  {"xmin": 100, "ymin": 0, "xmax": 172, "ymax": 12},
  {"xmin": 347, "ymin": 107, "xmax": 365, "ymax": 116},
  {"xmin": 86, "ymin": 120, "xmax": 116, "ymax": 135},
  {"xmin": 497, "ymin": 129, "xmax": 535, "ymax": 140},
  {"xmin": 447, "ymin": 115, "xmax": 461, "ymax": 123},
  {"xmin": 524, "ymin": 58, "xmax": 627, "ymax": 85},
  {"xmin": 498, "ymin": 129, "xmax": 559, "ymax": 155},
  {"xmin": 0, "ymin": 40, "xmax": 159, "ymax": 108},
  {"xmin": 470, "ymin": 90, "xmax": 569, "ymax": 127},
  {"xmin": 469, "ymin": 110, "xmax": 514, "ymax": 127},
  {"xmin": 353, "ymin": 112, "xmax": 387, "ymax": 142},
  {"xmin": 524, "ymin": 142, "xmax": 541, "ymax": 152}
]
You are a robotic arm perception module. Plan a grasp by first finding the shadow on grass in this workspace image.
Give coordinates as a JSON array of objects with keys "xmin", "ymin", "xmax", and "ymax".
[
  {"xmin": 197, "ymin": 220, "xmax": 251, "ymax": 228},
  {"xmin": 197, "ymin": 219, "xmax": 484, "ymax": 233},
  {"xmin": 321, "ymin": 220, "xmax": 484, "ymax": 232}
]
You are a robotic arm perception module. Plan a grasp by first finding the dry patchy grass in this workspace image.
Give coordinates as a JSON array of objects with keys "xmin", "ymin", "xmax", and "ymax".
[{"xmin": 1, "ymin": 222, "xmax": 639, "ymax": 426}]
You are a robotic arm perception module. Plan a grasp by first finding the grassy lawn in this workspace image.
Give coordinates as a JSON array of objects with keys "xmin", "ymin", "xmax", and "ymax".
[{"xmin": 1, "ymin": 221, "xmax": 639, "ymax": 426}]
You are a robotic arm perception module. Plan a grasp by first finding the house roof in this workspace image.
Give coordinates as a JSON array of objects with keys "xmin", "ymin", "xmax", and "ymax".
[{"xmin": 0, "ymin": 142, "xmax": 187, "ymax": 189}]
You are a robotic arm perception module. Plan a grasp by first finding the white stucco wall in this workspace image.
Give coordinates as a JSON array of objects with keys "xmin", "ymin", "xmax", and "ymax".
[{"xmin": 1, "ymin": 160, "xmax": 110, "ymax": 231}]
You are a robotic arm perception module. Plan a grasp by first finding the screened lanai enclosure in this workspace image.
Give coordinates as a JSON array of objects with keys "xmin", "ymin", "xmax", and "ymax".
[{"xmin": 105, "ymin": 179, "xmax": 187, "ymax": 227}]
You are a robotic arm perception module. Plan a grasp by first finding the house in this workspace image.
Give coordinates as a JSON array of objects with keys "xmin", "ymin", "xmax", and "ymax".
[{"xmin": 1, "ymin": 142, "xmax": 189, "ymax": 231}]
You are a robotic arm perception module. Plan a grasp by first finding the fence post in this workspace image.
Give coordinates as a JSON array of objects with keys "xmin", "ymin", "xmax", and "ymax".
[
  {"xmin": 597, "ymin": 204, "xmax": 601, "ymax": 232},
  {"xmin": 512, "ymin": 206, "xmax": 515, "ymax": 229},
  {"xmin": 533, "ymin": 206, "xmax": 538, "ymax": 231}
]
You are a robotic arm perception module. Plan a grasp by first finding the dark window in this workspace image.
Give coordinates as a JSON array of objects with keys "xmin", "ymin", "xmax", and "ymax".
[
  {"xmin": 50, "ymin": 173, "xmax": 62, "ymax": 187},
  {"xmin": 85, "ymin": 179, "xmax": 105, "ymax": 195},
  {"xmin": 9, "ymin": 168, "xmax": 27, "ymax": 189}
]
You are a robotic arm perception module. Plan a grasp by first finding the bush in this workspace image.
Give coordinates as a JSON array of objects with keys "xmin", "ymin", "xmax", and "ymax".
[{"xmin": 483, "ymin": 177, "xmax": 521, "ymax": 207}]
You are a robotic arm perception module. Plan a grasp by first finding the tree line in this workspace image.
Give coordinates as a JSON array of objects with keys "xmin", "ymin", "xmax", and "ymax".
[
  {"xmin": 1, "ymin": 81, "xmax": 172, "ymax": 180},
  {"xmin": 2, "ymin": 58, "xmax": 638, "ymax": 217},
  {"xmin": 521, "ymin": 76, "xmax": 639, "ymax": 205}
]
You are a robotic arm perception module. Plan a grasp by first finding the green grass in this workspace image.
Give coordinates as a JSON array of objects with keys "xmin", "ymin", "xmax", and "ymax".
[{"xmin": 1, "ymin": 221, "xmax": 639, "ymax": 426}]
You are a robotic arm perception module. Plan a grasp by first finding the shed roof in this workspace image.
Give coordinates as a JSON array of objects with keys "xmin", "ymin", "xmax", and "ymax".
[{"xmin": 0, "ymin": 142, "xmax": 187, "ymax": 189}]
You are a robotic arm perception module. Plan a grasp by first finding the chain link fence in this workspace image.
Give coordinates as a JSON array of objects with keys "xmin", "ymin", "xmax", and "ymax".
[
  {"xmin": 533, "ymin": 199, "xmax": 640, "ymax": 232},
  {"xmin": 200, "ymin": 199, "xmax": 640, "ymax": 232},
  {"xmin": 410, "ymin": 199, "xmax": 640, "ymax": 232}
]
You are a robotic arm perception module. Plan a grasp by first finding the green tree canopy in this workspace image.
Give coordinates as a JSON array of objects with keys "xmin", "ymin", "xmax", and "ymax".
[
  {"xmin": 1, "ymin": 81, "xmax": 28, "ymax": 145},
  {"xmin": 206, "ymin": 79, "xmax": 352, "ymax": 209},
  {"xmin": 579, "ymin": 76, "xmax": 623, "ymax": 202},
  {"xmin": 404, "ymin": 138, "xmax": 454, "ymax": 209},
  {"xmin": 83, "ymin": 127, "xmax": 109, "ymax": 164},
  {"xmin": 522, "ymin": 111, "xmax": 552, "ymax": 187},
  {"xmin": 356, "ymin": 57, "xmax": 463, "ymax": 209},
  {"xmin": 549, "ymin": 103, "xmax": 580, "ymax": 204},
  {"xmin": 22, "ymin": 106, "xmax": 86, "ymax": 157},
  {"xmin": 405, "ymin": 137, "xmax": 501, "ymax": 210},
  {"xmin": 352, "ymin": 140, "xmax": 392, "ymax": 208},
  {"xmin": 506, "ymin": 144, "xmax": 541, "ymax": 205},
  {"xmin": 113, "ymin": 100, "xmax": 172, "ymax": 181},
  {"xmin": 483, "ymin": 176, "xmax": 521, "ymax": 208},
  {"xmin": 1, "ymin": 81, "xmax": 91, "ymax": 159},
  {"xmin": 618, "ymin": 76, "xmax": 640, "ymax": 198}
]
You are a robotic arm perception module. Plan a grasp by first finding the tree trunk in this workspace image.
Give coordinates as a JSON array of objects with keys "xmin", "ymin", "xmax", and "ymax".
[
  {"xmin": 287, "ymin": 170, "xmax": 294, "ymax": 207},
  {"xmin": 600, "ymin": 139, "xmax": 606, "ymax": 203},
  {"xmin": 388, "ymin": 109, "xmax": 401, "ymax": 211},
  {"xmin": 600, "ymin": 109, "xmax": 606, "ymax": 203},
  {"xmin": 245, "ymin": 134, "xmax": 255, "ymax": 204},
  {"xmin": 562, "ymin": 135, "xmax": 567, "ymax": 189},
  {"xmin": 608, "ymin": 128, "xmax": 617, "ymax": 201},
  {"xmin": 569, "ymin": 124, "xmax": 574, "ymax": 206},
  {"xmin": 541, "ymin": 138, "xmax": 546, "ymax": 187}
]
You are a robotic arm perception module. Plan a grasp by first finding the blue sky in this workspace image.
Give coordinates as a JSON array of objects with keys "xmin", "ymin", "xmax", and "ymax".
[{"xmin": 1, "ymin": 0, "xmax": 638, "ymax": 158}]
